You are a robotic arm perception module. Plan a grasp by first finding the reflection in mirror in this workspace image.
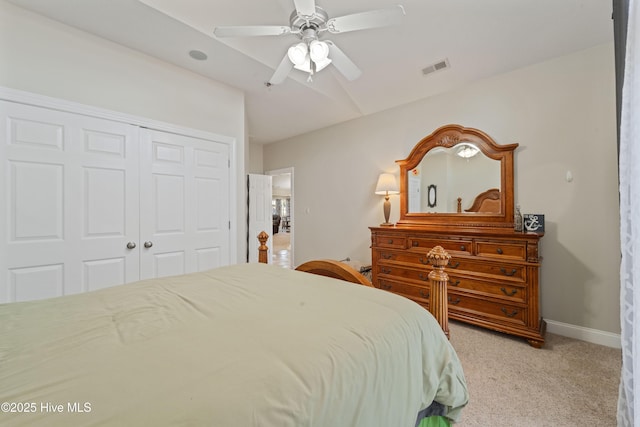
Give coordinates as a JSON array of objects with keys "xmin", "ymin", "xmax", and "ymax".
[
  {"xmin": 397, "ymin": 124, "xmax": 518, "ymax": 227},
  {"xmin": 407, "ymin": 143, "xmax": 500, "ymax": 213}
]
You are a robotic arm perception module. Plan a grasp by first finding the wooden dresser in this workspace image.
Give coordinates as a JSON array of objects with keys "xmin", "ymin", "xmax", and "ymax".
[
  {"xmin": 375, "ymin": 124, "xmax": 546, "ymax": 347},
  {"xmin": 370, "ymin": 225, "xmax": 545, "ymax": 347}
]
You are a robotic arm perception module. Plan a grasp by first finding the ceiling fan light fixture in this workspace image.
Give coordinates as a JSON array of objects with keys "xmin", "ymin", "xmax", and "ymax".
[
  {"xmin": 456, "ymin": 143, "xmax": 480, "ymax": 159},
  {"xmin": 309, "ymin": 40, "xmax": 329, "ymax": 62},
  {"xmin": 287, "ymin": 42, "xmax": 308, "ymax": 66},
  {"xmin": 293, "ymin": 56, "xmax": 311, "ymax": 72},
  {"xmin": 217, "ymin": 4, "xmax": 405, "ymax": 85},
  {"xmin": 314, "ymin": 56, "xmax": 332, "ymax": 71},
  {"xmin": 293, "ymin": 56, "xmax": 332, "ymax": 73}
]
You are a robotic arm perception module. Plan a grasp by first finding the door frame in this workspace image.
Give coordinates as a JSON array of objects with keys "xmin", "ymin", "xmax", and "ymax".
[{"xmin": 266, "ymin": 167, "xmax": 294, "ymax": 268}]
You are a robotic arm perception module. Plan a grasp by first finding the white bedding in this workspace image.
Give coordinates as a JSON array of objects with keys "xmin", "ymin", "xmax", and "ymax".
[{"xmin": 0, "ymin": 263, "xmax": 468, "ymax": 426}]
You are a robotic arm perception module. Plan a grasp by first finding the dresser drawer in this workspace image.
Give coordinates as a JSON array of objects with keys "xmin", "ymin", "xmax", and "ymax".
[
  {"xmin": 475, "ymin": 240, "xmax": 526, "ymax": 260},
  {"xmin": 447, "ymin": 275, "xmax": 526, "ymax": 303},
  {"xmin": 448, "ymin": 292, "xmax": 527, "ymax": 326},
  {"xmin": 447, "ymin": 258, "xmax": 526, "ymax": 282},
  {"xmin": 377, "ymin": 278, "xmax": 431, "ymax": 303},
  {"xmin": 374, "ymin": 249, "xmax": 431, "ymax": 266},
  {"xmin": 373, "ymin": 234, "xmax": 407, "ymax": 249},
  {"xmin": 408, "ymin": 236, "xmax": 472, "ymax": 255},
  {"xmin": 375, "ymin": 249, "xmax": 526, "ymax": 282},
  {"xmin": 376, "ymin": 264, "xmax": 431, "ymax": 283}
]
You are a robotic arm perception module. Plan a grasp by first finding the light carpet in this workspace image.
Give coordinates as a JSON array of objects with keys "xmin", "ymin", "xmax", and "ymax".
[{"xmin": 448, "ymin": 321, "xmax": 621, "ymax": 426}]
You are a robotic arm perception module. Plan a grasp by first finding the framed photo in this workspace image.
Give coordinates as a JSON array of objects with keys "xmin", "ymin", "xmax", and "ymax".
[
  {"xmin": 523, "ymin": 214, "xmax": 545, "ymax": 233},
  {"xmin": 427, "ymin": 184, "xmax": 437, "ymax": 208}
]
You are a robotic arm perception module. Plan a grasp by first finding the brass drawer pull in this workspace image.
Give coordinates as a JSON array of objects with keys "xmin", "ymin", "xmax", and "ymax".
[
  {"xmin": 412, "ymin": 241, "xmax": 419, "ymax": 247},
  {"xmin": 419, "ymin": 257, "xmax": 430, "ymax": 265},
  {"xmin": 449, "ymin": 279, "xmax": 460, "ymax": 287},
  {"xmin": 419, "ymin": 290, "xmax": 430, "ymax": 299},
  {"xmin": 387, "ymin": 239, "xmax": 394, "ymax": 244},
  {"xmin": 500, "ymin": 267, "xmax": 517, "ymax": 276},
  {"xmin": 496, "ymin": 248, "xmax": 503, "ymax": 254},
  {"xmin": 501, "ymin": 307, "xmax": 519, "ymax": 317},
  {"xmin": 448, "ymin": 296, "xmax": 461, "ymax": 305},
  {"xmin": 448, "ymin": 261, "xmax": 460, "ymax": 269},
  {"xmin": 382, "ymin": 253, "xmax": 393, "ymax": 260},
  {"xmin": 419, "ymin": 273, "xmax": 429, "ymax": 281},
  {"xmin": 500, "ymin": 287, "xmax": 518, "ymax": 296},
  {"xmin": 460, "ymin": 245, "xmax": 466, "ymax": 251},
  {"xmin": 381, "ymin": 283, "xmax": 392, "ymax": 290},
  {"xmin": 381, "ymin": 267, "xmax": 392, "ymax": 274}
]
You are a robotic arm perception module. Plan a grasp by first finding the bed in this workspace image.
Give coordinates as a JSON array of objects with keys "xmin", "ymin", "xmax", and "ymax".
[
  {"xmin": 463, "ymin": 188, "xmax": 501, "ymax": 213},
  {"xmin": 0, "ymin": 240, "xmax": 468, "ymax": 426}
]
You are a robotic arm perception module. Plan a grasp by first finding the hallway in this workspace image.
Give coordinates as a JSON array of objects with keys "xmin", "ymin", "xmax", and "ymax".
[{"xmin": 272, "ymin": 232, "xmax": 291, "ymax": 268}]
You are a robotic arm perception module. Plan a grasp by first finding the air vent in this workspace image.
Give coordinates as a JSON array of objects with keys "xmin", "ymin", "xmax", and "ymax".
[{"xmin": 422, "ymin": 59, "xmax": 450, "ymax": 76}]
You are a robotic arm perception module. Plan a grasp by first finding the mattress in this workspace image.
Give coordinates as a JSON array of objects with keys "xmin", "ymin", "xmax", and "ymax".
[{"xmin": 0, "ymin": 263, "xmax": 468, "ymax": 426}]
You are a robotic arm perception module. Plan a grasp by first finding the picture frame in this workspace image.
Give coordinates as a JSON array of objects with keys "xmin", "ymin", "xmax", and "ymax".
[
  {"xmin": 523, "ymin": 214, "xmax": 545, "ymax": 233},
  {"xmin": 427, "ymin": 184, "xmax": 437, "ymax": 208}
]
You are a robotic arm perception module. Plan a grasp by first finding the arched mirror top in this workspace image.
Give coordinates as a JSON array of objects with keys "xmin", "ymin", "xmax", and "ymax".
[{"xmin": 397, "ymin": 124, "xmax": 518, "ymax": 227}]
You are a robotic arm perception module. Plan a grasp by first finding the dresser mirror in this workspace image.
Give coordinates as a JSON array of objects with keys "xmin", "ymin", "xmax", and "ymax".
[{"xmin": 397, "ymin": 124, "xmax": 518, "ymax": 227}]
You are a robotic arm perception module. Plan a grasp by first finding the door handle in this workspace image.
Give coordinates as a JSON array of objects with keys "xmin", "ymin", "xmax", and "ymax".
[
  {"xmin": 126, "ymin": 242, "xmax": 136, "ymax": 249},
  {"xmin": 144, "ymin": 241, "xmax": 153, "ymax": 248}
]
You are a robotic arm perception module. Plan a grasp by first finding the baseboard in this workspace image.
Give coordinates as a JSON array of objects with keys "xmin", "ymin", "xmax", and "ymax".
[{"xmin": 546, "ymin": 319, "xmax": 621, "ymax": 349}]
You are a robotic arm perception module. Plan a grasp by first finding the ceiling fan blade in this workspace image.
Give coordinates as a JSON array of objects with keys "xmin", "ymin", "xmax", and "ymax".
[
  {"xmin": 213, "ymin": 26, "xmax": 291, "ymax": 38},
  {"xmin": 293, "ymin": 0, "xmax": 316, "ymax": 17},
  {"xmin": 268, "ymin": 54, "xmax": 294, "ymax": 85},
  {"xmin": 326, "ymin": 41, "xmax": 362, "ymax": 81},
  {"xmin": 326, "ymin": 5, "xmax": 405, "ymax": 34}
]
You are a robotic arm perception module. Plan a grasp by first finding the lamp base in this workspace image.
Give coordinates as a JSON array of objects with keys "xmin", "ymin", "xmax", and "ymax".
[{"xmin": 381, "ymin": 196, "xmax": 393, "ymax": 227}]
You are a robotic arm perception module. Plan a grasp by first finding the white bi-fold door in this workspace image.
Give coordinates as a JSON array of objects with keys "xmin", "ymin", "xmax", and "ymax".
[
  {"xmin": 139, "ymin": 129, "xmax": 230, "ymax": 279},
  {"xmin": 0, "ymin": 100, "xmax": 231, "ymax": 303},
  {"xmin": 0, "ymin": 101, "xmax": 141, "ymax": 301}
]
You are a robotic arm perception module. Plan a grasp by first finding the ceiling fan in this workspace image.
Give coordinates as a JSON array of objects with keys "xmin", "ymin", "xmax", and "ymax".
[{"xmin": 213, "ymin": 0, "xmax": 405, "ymax": 85}]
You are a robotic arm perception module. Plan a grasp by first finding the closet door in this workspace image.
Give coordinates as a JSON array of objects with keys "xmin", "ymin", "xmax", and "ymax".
[
  {"xmin": 0, "ymin": 101, "xmax": 139, "ymax": 303},
  {"xmin": 139, "ymin": 129, "xmax": 230, "ymax": 279}
]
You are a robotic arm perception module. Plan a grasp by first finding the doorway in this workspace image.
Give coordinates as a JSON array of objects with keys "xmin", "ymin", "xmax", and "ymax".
[{"xmin": 267, "ymin": 168, "xmax": 293, "ymax": 268}]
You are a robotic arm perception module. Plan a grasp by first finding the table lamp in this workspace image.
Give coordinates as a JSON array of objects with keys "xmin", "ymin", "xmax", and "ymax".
[{"xmin": 375, "ymin": 173, "xmax": 399, "ymax": 226}]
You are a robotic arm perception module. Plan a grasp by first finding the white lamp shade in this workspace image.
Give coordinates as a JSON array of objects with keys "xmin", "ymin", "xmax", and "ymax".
[
  {"xmin": 293, "ymin": 56, "xmax": 332, "ymax": 73},
  {"xmin": 309, "ymin": 40, "xmax": 329, "ymax": 62},
  {"xmin": 287, "ymin": 43, "xmax": 308, "ymax": 66},
  {"xmin": 375, "ymin": 173, "xmax": 399, "ymax": 195}
]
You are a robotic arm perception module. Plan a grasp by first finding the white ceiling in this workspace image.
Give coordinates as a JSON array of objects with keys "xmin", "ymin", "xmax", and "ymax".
[
  {"xmin": 8, "ymin": 0, "xmax": 614, "ymax": 144},
  {"xmin": 272, "ymin": 173, "xmax": 292, "ymax": 195}
]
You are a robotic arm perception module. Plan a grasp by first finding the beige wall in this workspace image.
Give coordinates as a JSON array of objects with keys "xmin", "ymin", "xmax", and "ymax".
[
  {"xmin": 248, "ymin": 143, "xmax": 264, "ymax": 174},
  {"xmin": 0, "ymin": 1, "xmax": 248, "ymax": 262},
  {"xmin": 263, "ymin": 43, "xmax": 620, "ymax": 334}
]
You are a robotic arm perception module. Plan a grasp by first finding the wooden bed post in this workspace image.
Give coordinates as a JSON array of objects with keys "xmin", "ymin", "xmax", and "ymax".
[
  {"xmin": 427, "ymin": 246, "xmax": 451, "ymax": 339},
  {"xmin": 257, "ymin": 231, "xmax": 269, "ymax": 264}
]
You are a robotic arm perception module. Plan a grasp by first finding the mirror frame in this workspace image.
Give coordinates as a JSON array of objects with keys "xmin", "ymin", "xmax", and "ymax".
[{"xmin": 397, "ymin": 124, "xmax": 518, "ymax": 227}]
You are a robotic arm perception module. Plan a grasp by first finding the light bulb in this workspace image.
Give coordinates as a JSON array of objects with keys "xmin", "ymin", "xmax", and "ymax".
[
  {"xmin": 287, "ymin": 43, "xmax": 308, "ymax": 66},
  {"xmin": 309, "ymin": 40, "xmax": 329, "ymax": 62}
]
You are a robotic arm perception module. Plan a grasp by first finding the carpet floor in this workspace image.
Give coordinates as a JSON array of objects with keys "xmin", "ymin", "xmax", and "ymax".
[{"xmin": 448, "ymin": 321, "xmax": 621, "ymax": 426}]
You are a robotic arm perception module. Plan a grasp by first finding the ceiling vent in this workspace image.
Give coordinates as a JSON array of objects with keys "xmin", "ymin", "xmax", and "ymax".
[{"xmin": 422, "ymin": 59, "xmax": 450, "ymax": 76}]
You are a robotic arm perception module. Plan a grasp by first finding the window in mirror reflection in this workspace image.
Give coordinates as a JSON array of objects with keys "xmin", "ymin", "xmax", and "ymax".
[{"xmin": 407, "ymin": 143, "xmax": 500, "ymax": 213}]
